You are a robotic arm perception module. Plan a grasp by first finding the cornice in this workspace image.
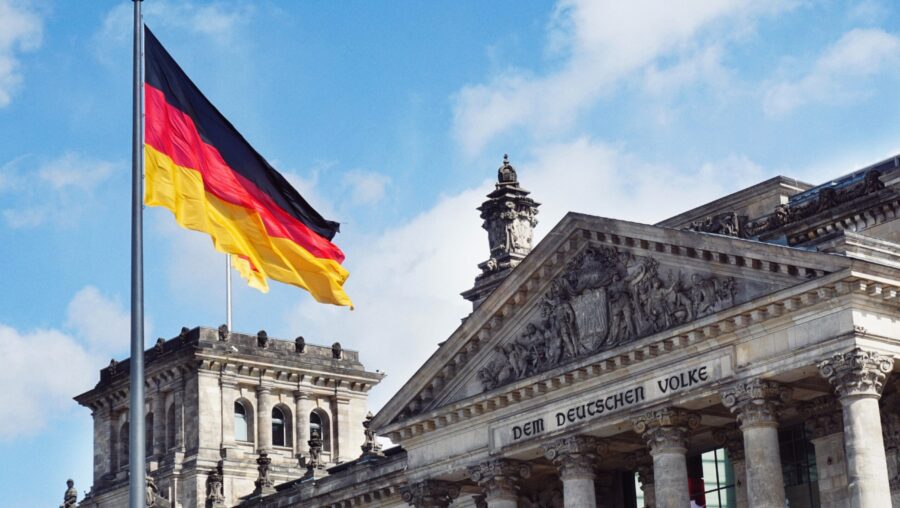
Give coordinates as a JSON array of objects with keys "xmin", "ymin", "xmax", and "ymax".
[
  {"xmin": 374, "ymin": 215, "xmax": 851, "ymax": 431},
  {"xmin": 379, "ymin": 269, "xmax": 899, "ymax": 443}
]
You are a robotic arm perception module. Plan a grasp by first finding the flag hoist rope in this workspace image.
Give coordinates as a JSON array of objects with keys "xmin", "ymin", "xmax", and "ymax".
[{"xmin": 129, "ymin": 1, "xmax": 146, "ymax": 507}]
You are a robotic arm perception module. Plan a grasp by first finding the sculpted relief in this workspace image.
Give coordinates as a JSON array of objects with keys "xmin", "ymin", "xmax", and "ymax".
[{"xmin": 477, "ymin": 246, "xmax": 737, "ymax": 391}]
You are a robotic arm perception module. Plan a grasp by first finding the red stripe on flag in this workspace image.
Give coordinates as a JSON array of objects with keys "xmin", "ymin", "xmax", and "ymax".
[{"xmin": 145, "ymin": 83, "xmax": 345, "ymax": 263}]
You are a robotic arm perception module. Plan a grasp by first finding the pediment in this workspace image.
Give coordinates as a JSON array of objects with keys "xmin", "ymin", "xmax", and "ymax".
[{"xmin": 372, "ymin": 213, "xmax": 851, "ymax": 431}]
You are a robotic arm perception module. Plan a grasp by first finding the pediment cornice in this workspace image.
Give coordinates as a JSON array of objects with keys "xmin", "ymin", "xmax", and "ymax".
[{"xmin": 371, "ymin": 213, "xmax": 852, "ymax": 432}]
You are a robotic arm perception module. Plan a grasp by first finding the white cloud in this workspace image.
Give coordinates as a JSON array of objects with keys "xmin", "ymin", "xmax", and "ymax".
[
  {"xmin": 0, "ymin": 152, "xmax": 119, "ymax": 229},
  {"xmin": 452, "ymin": 0, "xmax": 790, "ymax": 156},
  {"xmin": 284, "ymin": 141, "xmax": 770, "ymax": 410},
  {"xmin": 66, "ymin": 286, "xmax": 132, "ymax": 352},
  {"xmin": 95, "ymin": 0, "xmax": 253, "ymax": 63},
  {"xmin": 763, "ymin": 28, "xmax": 900, "ymax": 115},
  {"xmin": 0, "ymin": 0, "xmax": 42, "ymax": 108},
  {"xmin": 0, "ymin": 325, "xmax": 96, "ymax": 440},
  {"xmin": 342, "ymin": 170, "xmax": 390, "ymax": 206}
]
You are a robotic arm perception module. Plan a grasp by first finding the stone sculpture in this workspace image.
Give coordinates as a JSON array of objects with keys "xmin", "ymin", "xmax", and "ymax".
[
  {"xmin": 206, "ymin": 461, "xmax": 226, "ymax": 508},
  {"xmin": 477, "ymin": 246, "xmax": 737, "ymax": 391},
  {"xmin": 360, "ymin": 411, "xmax": 383, "ymax": 458},
  {"xmin": 307, "ymin": 427, "xmax": 324, "ymax": 470},
  {"xmin": 60, "ymin": 479, "xmax": 77, "ymax": 508}
]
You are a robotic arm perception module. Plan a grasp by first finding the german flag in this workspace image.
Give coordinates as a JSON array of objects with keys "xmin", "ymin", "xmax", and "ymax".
[{"xmin": 143, "ymin": 27, "xmax": 351, "ymax": 306}]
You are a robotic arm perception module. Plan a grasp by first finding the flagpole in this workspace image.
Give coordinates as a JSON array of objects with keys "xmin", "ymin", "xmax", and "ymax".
[
  {"xmin": 129, "ymin": 1, "xmax": 146, "ymax": 507},
  {"xmin": 226, "ymin": 254, "xmax": 232, "ymax": 329}
]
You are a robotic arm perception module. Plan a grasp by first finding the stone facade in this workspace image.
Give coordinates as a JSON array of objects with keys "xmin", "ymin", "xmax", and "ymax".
[
  {"xmin": 74, "ymin": 327, "xmax": 383, "ymax": 507},
  {"xmin": 72, "ymin": 154, "xmax": 900, "ymax": 507}
]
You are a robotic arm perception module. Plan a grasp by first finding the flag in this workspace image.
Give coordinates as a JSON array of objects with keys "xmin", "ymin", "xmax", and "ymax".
[{"xmin": 142, "ymin": 27, "xmax": 351, "ymax": 306}]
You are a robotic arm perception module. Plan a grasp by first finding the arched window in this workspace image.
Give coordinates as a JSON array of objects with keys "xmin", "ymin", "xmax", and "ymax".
[
  {"xmin": 272, "ymin": 405, "xmax": 292, "ymax": 447},
  {"xmin": 166, "ymin": 404, "xmax": 177, "ymax": 450},
  {"xmin": 234, "ymin": 401, "xmax": 249, "ymax": 442},
  {"xmin": 310, "ymin": 409, "xmax": 331, "ymax": 452}
]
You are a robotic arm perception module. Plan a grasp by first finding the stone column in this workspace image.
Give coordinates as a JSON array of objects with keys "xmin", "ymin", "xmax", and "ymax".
[
  {"xmin": 819, "ymin": 348, "xmax": 894, "ymax": 508},
  {"xmin": 542, "ymin": 435, "xmax": 607, "ymax": 508},
  {"xmin": 633, "ymin": 408, "xmax": 699, "ymax": 508},
  {"xmin": 713, "ymin": 425, "xmax": 748, "ymax": 508},
  {"xmin": 468, "ymin": 459, "xmax": 531, "ymax": 508},
  {"xmin": 152, "ymin": 388, "xmax": 167, "ymax": 458},
  {"xmin": 294, "ymin": 391, "xmax": 313, "ymax": 460},
  {"xmin": 798, "ymin": 395, "xmax": 848, "ymax": 508},
  {"xmin": 400, "ymin": 480, "xmax": 461, "ymax": 508},
  {"xmin": 627, "ymin": 452, "xmax": 655, "ymax": 508},
  {"xmin": 256, "ymin": 385, "xmax": 273, "ymax": 452},
  {"xmin": 721, "ymin": 379, "xmax": 791, "ymax": 508},
  {"xmin": 334, "ymin": 395, "xmax": 352, "ymax": 462}
]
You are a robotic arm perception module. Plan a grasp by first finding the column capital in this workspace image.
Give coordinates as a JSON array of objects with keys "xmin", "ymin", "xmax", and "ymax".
[
  {"xmin": 632, "ymin": 408, "xmax": 700, "ymax": 453},
  {"xmin": 721, "ymin": 379, "xmax": 791, "ymax": 428},
  {"xmin": 712, "ymin": 424, "xmax": 745, "ymax": 462},
  {"xmin": 256, "ymin": 384, "xmax": 272, "ymax": 395},
  {"xmin": 818, "ymin": 348, "xmax": 894, "ymax": 399},
  {"xmin": 542, "ymin": 435, "xmax": 607, "ymax": 480},
  {"xmin": 293, "ymin": 389, "xmax": 311, "ymax": 401},
  {"xmin": 467, "ymin": 458, "xmax": 531, "ymax": 500},
  {"xmin": 797, "ymin": 395, "xmax": 843, "ymax": 439},
  {"xmin": 625, "ymin": 451, "xmax": 654, "ymax": 485},
  {"xmin": 400, "ymin": 480, "xmax": 461, "ymax": 508}
]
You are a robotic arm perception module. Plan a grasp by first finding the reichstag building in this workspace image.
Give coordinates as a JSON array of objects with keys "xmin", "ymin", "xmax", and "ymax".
[{"xmin": 72, "ymin": 154, "xmax": 900, "ymax": 508}]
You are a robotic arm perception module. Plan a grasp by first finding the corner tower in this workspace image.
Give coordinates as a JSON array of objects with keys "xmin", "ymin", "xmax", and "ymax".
[{"xmin": 462, "ymin": 154, "xmax": 540, "ymax": 308}]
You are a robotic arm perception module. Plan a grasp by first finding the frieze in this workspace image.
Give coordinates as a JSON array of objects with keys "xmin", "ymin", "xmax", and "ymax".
[{"xmin": 477, "ymin": 246, "xmax": 736, "ymax": 391}]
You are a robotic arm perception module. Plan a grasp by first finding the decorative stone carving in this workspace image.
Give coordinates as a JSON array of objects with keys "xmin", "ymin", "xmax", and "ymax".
[
  {"xmin": 332, "ymin": 342, "xmax": 343, "ymax": 359},
  {"xmin": 253, "ymin": 451, "xmax": 275, "ymax": 495},
  {"xmin": 400, "ymin": 480, "xmax": 461, "ymax": 508},
  {"xmin": 205, "ymin": 460, "xmax": 226, "ymax": 508},
  {"xmin": 745, "ymin": 169, "xmax": 885, "ymax": 236},
  {"xmin": 818, "ymin": 348, "xmax": 894, "ymax": 399},
  {"xmin": 294, "ymin": 336, "xmax": 305, "ymax": 353},
  {"xmin": 798, "ymin": 395, "xmax": 843, "ymax": 439},
  {"xmin": 154, "ymin": 338, "xmax": 165, "ymax": 353},
  {"xmin": 60, "ymin": 479, "xmax": 77, "ymax": 508},
  {"xmin": 108, "ymin": 358, "xmax": 119, "ymax": 375},
  {"xmin": 626, "ymin": 451, "xmax": 654, "ymax": 486},
  {"xmin": 217, "ymin": 324, "xmax": 228, "ymax": 341},
  {"xmin": 257, "ymin": 330, "xmax": 269, "ymax": 349},
  {"xmin": 306, "ymin": 427, "xmax": 325, "ymax": 471},
  {"xmin": 467, "ymin": 459, "xmax": 532, "ymax": 499},
  {"xmin": 542, "ymin": 435, "xmax": 607, "ymax": 480},
  {"xmin": 721, "ymin": 379, "xmax": 791, "ymax": 428},
  {"xmin": 712, "ymin": 425, "xmax": 745, "ymax": 462},
  {"xmin": 687, "ymin": 211, "xmax": 747, "ymax": 237},
  {"xmin": 477, "ymin": 246, "xmax": 737, "ymax": 390},
  {"xmin": 360, "ymin": 411, "xmax": 384, "ymax": 459},
  {"xmin": 146, "ymin": 473, "xmax": 160, "ymax": 507},
  {"xmin": 179, "ymin": 326, "xmax": 190, "ymax": 339},
  {"xmin": 633, "ymin": 408, "xmax": 701, "ymax": 453}
]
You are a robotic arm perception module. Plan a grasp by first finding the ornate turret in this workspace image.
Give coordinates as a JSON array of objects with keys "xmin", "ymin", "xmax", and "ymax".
[{"xmin": 462, "ymin": 155, "xmax": 540, "ymax": 308}]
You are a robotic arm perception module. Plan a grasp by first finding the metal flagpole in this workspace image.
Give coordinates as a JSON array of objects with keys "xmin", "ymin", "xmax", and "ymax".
[
  {"xmin": 226, "ymin": 254, "xmax": 232, "ymax": 329},
  {"xmin": 129, "ymin": 1, "xmax": 146, "ymax": 507}
]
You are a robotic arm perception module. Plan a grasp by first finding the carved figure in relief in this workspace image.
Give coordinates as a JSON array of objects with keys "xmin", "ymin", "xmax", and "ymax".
[{"xmin": 476, "ymin": 245, "xmax": 738, "ymax": 391}]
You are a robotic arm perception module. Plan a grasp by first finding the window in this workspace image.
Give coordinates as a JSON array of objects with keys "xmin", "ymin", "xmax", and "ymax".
[
  {"xmin": 310, "ymin": 409, "xmax": 331, "ymax": 452},
  {"xmin": 272, "ymin": 406, "xmax": 292, "ymax": 447},
  {"xmin": 166, "ymin": 404, "xmax": 176, "ymax": 450},
  {"xmin": 234, "ymin": 401, "xmax": 249, "ymax": 442},
  {"xmin": 145, "ymin": 413, "xmax": 154, "ymax": 456}
]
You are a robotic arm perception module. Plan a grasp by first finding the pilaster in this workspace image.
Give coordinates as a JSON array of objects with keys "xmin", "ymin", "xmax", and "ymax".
[
  {"xmin": 293, "ymin": 391, "xmax": 313, "ymax": 460},
  {"xmin": 798, "ymin": 395, "xmax": 848, "ymax": 508},
  {"xmin": 256, "ymin": 385, "xmax": 273, "ymax": 452},
  {"xmin": 151, "ymin": 388, "xmax": 167, "ymax": 458}
]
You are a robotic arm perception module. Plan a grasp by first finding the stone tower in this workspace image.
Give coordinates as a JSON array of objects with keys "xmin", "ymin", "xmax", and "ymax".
[{"xmin": 462, "ymin": 154, "xmax": 540, "ymax": 308}]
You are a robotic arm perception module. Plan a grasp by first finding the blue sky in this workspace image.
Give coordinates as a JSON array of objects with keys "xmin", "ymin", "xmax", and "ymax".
[{"xmin": 1, "ymin": 1, "xmax": 899, "ymax": 505}]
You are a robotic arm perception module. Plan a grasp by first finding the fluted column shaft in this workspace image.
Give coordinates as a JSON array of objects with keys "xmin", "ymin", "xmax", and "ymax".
[
  {"xmin": 256, "ymin": 385, "xmax": 273, "ymax": 451},
  {"xmin": 294, "ymin": 391, "xmax": 313, "ymax": 459},
  {"xmin": 543, "ymin": 435, "xmax": 607, "ymax": 508},
  {"xmin": 819, "ymin": 348, "xmax": 894, "ymax": 508},
  {"xmin": 721, "ymin": 379, "xmax": 790, "ymax": 508},
  {"xmin": 633, "ymin": 409, "xmax": 699, "ymax": 508}
]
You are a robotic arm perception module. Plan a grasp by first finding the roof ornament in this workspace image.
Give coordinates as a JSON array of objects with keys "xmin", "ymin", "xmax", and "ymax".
[{"xmin": 498, "ymin": 154, "xmax": 518, "ymax": 186}]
